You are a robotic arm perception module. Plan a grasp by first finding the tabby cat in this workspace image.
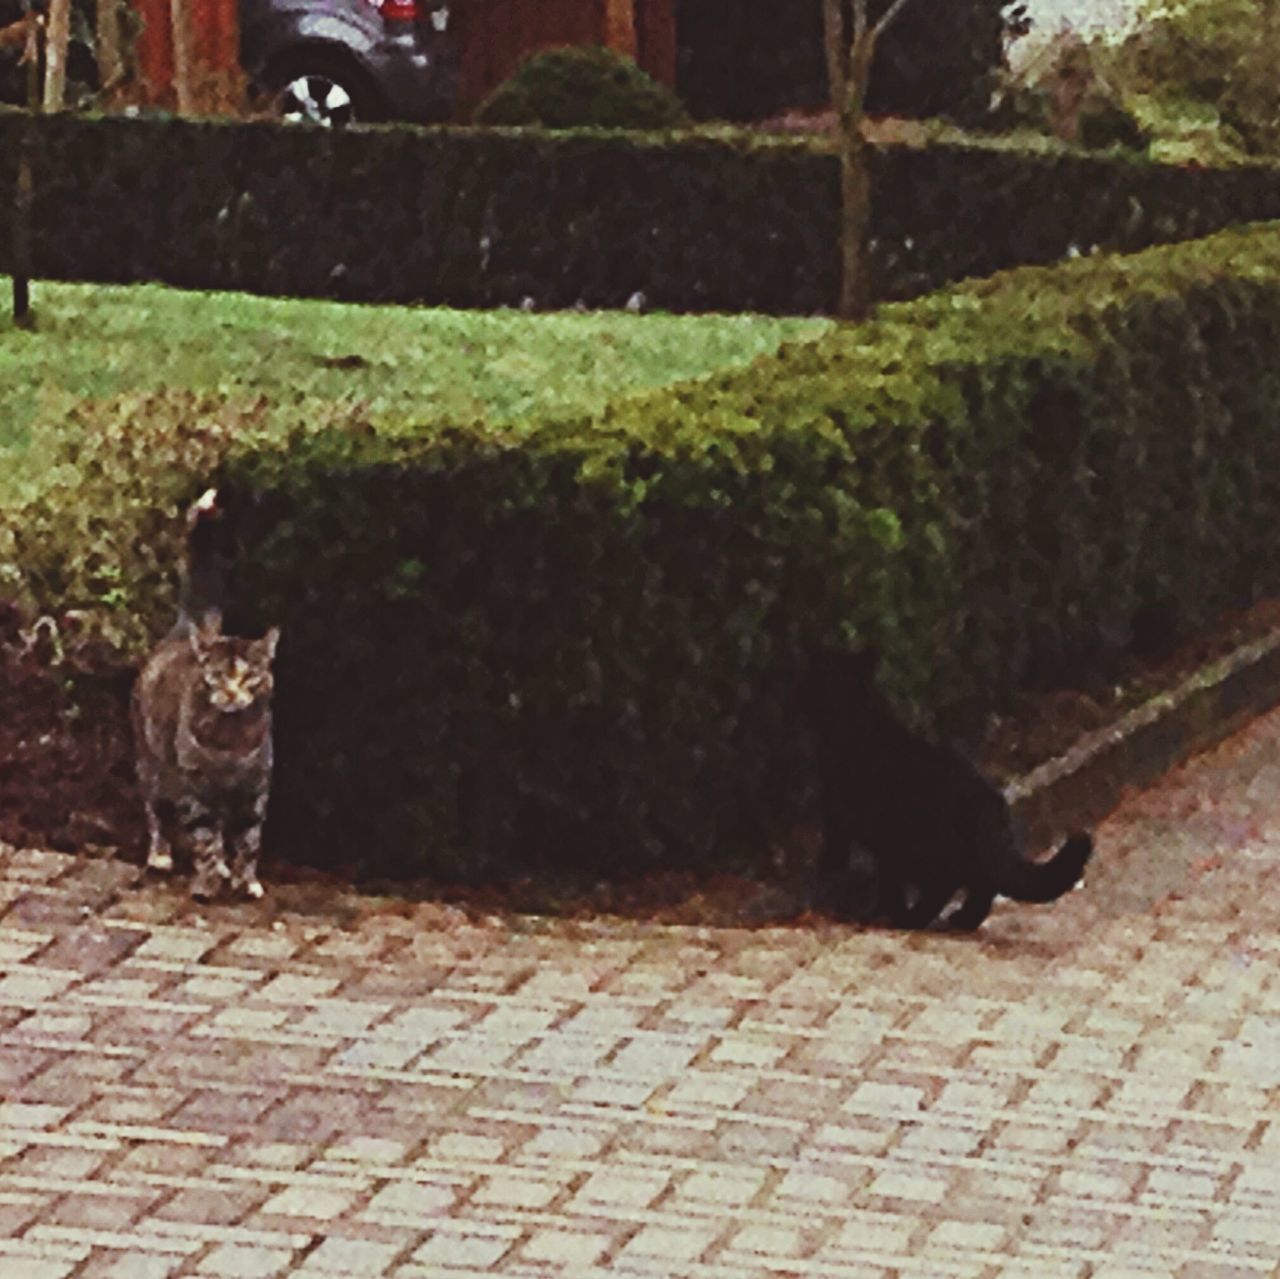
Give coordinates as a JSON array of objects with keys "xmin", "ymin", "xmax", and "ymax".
[
  {"xmin": 807, "ymin": 648, "xmax": 1092, "ymax": 930},
  {"xmin": 132, "ymin": 489, "xmax": 279, "ymax": 901}
]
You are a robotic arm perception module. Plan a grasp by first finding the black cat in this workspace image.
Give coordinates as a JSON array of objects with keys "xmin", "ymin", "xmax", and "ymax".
[{"xmin": 806, "ymin": 648, "xmax": 1092, "ymax": 930}]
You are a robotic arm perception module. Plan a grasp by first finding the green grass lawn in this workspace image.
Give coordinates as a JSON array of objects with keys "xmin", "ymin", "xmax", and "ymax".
[{"xmin": 0, "ymin": 280, "xmax": 830, "ymax": 498}]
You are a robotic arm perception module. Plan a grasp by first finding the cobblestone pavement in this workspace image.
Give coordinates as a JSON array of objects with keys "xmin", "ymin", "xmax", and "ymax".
[{"xmin": 4, "ymin": 709, "xmax": 1280, "ymax": 1279}]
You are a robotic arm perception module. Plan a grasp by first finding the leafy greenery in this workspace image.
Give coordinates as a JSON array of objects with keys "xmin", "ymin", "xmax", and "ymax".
[
  {"xmin": 1001, "ymin": 0, "xmax": 1280, "ymax": 162},
  {"xmin": 1114, "ymin": 0, "xmax": 1280, "ymax": 156},
  {"xmin": 189, "ymin": 222, "xmax": 1280, "ymax": 880},
  {"xmin": 475, "ymin": 46, "xmax": 690, "ymax": 130}
]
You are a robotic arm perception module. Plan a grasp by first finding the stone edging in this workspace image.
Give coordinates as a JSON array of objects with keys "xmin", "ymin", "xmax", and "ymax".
[{"xmin": 1006, "ymin": 629, "xmax": 1280, "ymax": 850}]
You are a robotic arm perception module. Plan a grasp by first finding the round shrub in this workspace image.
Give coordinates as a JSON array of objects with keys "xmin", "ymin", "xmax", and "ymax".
[{"xmin": 475, "ymin": 45, "xmax": 689, "ymax": 130}]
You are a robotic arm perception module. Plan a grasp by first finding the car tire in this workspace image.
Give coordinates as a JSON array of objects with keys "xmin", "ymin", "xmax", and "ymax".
[{"xmin": 261, "ymin": 49, "xmax": 384, "ymax": 126}]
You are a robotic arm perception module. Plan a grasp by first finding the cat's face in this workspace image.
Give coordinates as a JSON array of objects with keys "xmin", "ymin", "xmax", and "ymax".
[{"xmin": 190, "ymin": 627, "xmax": 279, "ymax": 713}]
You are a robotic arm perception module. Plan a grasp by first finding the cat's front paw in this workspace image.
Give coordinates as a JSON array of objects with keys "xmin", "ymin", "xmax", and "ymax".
[
  {"xmin": 146, "ymin": 846, "xmax": 174, "ymax": 873},
  {"xmin": 241, "ymin": 879, "xmax": 265, "ymax": 900}
]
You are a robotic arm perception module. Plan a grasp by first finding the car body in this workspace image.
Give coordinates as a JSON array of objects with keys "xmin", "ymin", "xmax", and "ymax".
[{"xmin": 239, "ymin": 0, "xmax": 457, "ymax": 125}]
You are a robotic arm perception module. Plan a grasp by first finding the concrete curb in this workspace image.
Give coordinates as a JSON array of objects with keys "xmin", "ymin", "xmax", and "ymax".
[{"xmin": 1007, "ymin": 629, "xmax": 1280, "ymax": 849}]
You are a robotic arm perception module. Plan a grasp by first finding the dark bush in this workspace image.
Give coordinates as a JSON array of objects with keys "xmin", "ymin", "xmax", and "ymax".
[{"xmin": 475, "ymin": 45, "xmax": 689, "ymax": 130}]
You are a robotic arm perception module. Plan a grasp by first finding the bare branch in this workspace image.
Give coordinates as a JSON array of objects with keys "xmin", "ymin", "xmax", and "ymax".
[
  {"xmin": 852, "ymin": 0, "xmax": 868, "ymax": 46},
  {"xmin": 871, "ymin": 0, "xmax": 915, "ymax": 41}
]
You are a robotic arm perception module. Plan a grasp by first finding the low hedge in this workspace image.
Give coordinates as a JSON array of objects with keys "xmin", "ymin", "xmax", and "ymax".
[
  {"xmin": 6, "ymin": 108, "xmax": 1280, "ymax": 312},
  {"xmin": 167, "ymin": 222, "xmax": 1280, "ymax": 880}
]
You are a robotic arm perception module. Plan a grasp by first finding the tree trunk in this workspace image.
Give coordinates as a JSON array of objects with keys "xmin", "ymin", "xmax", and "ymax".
[
  {"xmin": 170, "ymin": 0, "xmax": 195, "ymax": 114},
  {"xmin": 42, "ymin": 0, "xmax": 70, "ymax": 111},
  {"xmin": 602, "ymin": 0, "xmax": 638, "ymax": 59},
  {"xmin": 96, "ymin": 0, "xmax": 126, "ymax": 101},
  {"xmin": 824, "ymin": 0, "xmax": 915, "ymax": 321},
  {"xmin": 837, "ymin": 125, "xmax": 873, "ymax": 321},
  {"xmin": 13, "ymin": 7, "xmax": 42, "ymax": 329}
]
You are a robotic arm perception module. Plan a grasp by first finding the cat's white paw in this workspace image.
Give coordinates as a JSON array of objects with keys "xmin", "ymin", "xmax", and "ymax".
[
  {"xmin": 147, "ymin": 847, "xmax": 174, "ymax": 873},
  {"xmin": 243, "ymin": 879, "xmax": 265, "ymax": 900}
]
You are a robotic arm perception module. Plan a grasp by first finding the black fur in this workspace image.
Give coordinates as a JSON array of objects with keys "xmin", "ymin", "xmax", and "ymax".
[{"xmin": 807, "ymin": 648, "xmax": 1092, "ymax": 930}]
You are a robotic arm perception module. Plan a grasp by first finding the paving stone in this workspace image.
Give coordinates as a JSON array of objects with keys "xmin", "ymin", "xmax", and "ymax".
[
  {"xmin": 0, "ymin": 1258, "xmax": 79, "ymax": 1279},
  {"xmin": 572, "ymin": 1167, "xmax": 672, "ymax": 1210},
  {"xmin": 77, "ymin": 1088, "xmax": 189, "ymax": 1128},
  {"xmin": 409, "ymin": 1226, "xmax": 516, "ymax": 1269},
  {"xmin": 360, "ymin": 1179, "xmax": 458, "ymax": 1226},
  {"xmin": 774, "ymin": 1165, "xmax": 857, "ymax": 1205},
  {"xmin": 74, "ymin": 1252, "xmax": 185, "ymax": 1279},
  {"xmin": 726, "ymin": 1223, "xmax": 809, "ymax": 1261},
  {"xmin": 168, "ymin": 1089, "xmax": 290, "ymax": 1135},
  {"xmin": 675, "ymin": 1166, "xmax": 768, "ymax": 1208},
  {"xmin": 154, "ymin": 1182, "xmax": 269, "ymax": 1227},
  {"xmin": 210, "ymin": 1143, "xmax": 315, "ymax": 1175},
  {"xmin": 258, "ymin": 1183, "xmax": 361, "ymax": 1221},
  {"xmin": 109, "ymin": 1146, "xmax": 219, "ymax": 1186},
  {"xmin": 471, "ymin": 1172, "xmax": 565, "ymax": 1210},
  {"xmin": 43, "ymin": 1191, "xmax": 158, "ymax": 1231},
  {"xmin": 0, "ymin": 1101, "xmax": 74, "ymax": 1130},
  {"xmin": 34, "ymin": 928, "xmax": 145, "ymax": 976},
  {"xmin": 324, "ymin": 1136, "xmax": 414, "ymax": 1167},
  {"xmin": 197, "ymin": 1244, "xmax": 298, "ymax": 1278},
  {"xmin": 517, "ymin": 1125, "xmax": 608, "ymax": 1161},
  {"xmin": 615, "ymin": 1222, "xmax": 722, "ymax": 1265},
  {"xmin": 7, "ymin": 1144, "xmax": 115, "ymax": 1180},
  {"xmin": 298, "ymin": 1236, "xmax": 407, "ymax": 1274},
  {"xmin": 865, "ymin": 1166, "xmax": 953, "ymax": 1204},
  {"xmin": 520, "ymin": 1227, "xmax": 613, "ymax": 1266},
  {"xmin": 132, "ymin": 929, "xmax": 219, "ymax": 963}
]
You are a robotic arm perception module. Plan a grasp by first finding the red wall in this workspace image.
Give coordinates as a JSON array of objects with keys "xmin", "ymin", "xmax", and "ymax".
[
  {"xmin": 134, "ymin": 0, "xmax": 241, "ymax": 109},
  {"xmin": 454, "ymin": 0, "xmax": 677, "ymax": 118}
]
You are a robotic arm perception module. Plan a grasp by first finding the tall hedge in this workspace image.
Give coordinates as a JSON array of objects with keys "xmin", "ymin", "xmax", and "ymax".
[
  {"xmin": 185, "ymin": 223, "xmax": 1280, "ymax": 881},
  {"xmin": 6, "ymin": 108, "xmax": 1280, "ymax": 313}
]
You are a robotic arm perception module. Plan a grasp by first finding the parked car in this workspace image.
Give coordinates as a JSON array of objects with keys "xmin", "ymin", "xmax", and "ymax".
[
  {"xmin": 0, "ymin": 0, "xmax": 457, "ymax": 126},
  {"xmin": 242, "ymin": 0, "xmax": 458, "ymax": 125}
]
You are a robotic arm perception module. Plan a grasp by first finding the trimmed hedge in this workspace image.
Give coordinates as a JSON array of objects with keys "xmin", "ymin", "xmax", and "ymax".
[
  {"xmin": 6, "ymin": 108, "xmax": 1280, "ymax": 312},
  {"xmin": 177, "ymin": 222, "xmax": 1280, "ymax": 881}
]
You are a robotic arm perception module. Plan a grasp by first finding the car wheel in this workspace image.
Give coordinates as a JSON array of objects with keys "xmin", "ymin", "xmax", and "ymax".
[{"xmin": 263, "ymin": 52, "xmax": 381, "ymax": 126}]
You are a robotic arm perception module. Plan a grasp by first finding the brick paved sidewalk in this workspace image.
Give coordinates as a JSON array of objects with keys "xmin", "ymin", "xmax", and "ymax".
[{"xmin": 4, "ymin": 709, "xmax": 1280, "ymax": 1278}]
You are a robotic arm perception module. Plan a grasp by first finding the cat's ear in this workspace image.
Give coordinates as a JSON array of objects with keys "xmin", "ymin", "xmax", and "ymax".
[{"xmin": 260, "ymin": 627, "xmax": 281, "ymax": 659}]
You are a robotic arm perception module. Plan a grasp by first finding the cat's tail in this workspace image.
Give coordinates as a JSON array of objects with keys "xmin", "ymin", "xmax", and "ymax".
[
  {"xmin": 988, "ymin": 830, "xmax": 1093, "ymax": 904},
  {"xmin": 174, "ymin": 487, "xmax": 227, "ymax": 636}
]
